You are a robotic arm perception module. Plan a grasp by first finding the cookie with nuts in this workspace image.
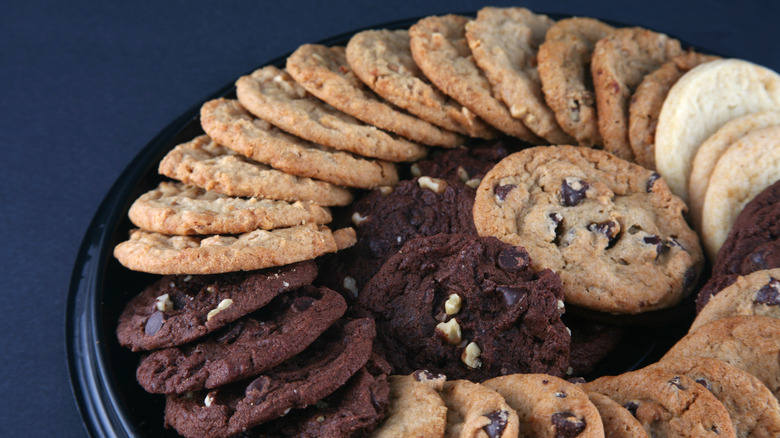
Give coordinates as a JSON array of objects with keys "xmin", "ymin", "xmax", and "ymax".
[
  {"xmin": 356, "ymin": 233, "xmax": 570, "ymax": 382},
  {"xmin": 135, "ymin": 285, "xmax": 347, "ymax": 394},
  {"xmin": 163, "ymin": 318, "xmax": 376, "ymax": 438},
  {"xmin": 116, "ymin": 260, "xmax": 317, "ymax": 352},
  {"xmin": 473, "ymin": 145, "xmax": 703, "ymax": 314}
]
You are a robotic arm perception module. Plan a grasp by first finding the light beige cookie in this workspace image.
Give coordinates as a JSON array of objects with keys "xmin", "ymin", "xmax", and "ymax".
[
  {"xmin": 689, "ymin": 110, "xmax": 780, "ymax": 230},
  {"xmin": 408, "ymin": 14, "xmax": 541, "ymax": 143},
  {"xmin": 235, "ymin": 65, "xmax": 427, "ymax": 162},
  {"xmin": 127, "ymin": 181, "xmax": 332, "ymax": 235},
  {"xmin": 465, "ymin": 7, "xmax": 574, "ymax": 144},
  {"xmin": 200, "ymin": 98, "xmax": 398, "ymax": 189},
  {"xmin": 483, "ymin": 374, "xmax": 604, "ymax": 438},
  {"xmin": 586, "ymin": 392, "xmax": 649, "ymax": 438},
  {"xmin": 661, "ymin": 315, "xmax": 780, "ymax": 400},
  {"xmin": 113, "ymin": 223, "xmax": 350, "ymax": 275},
  {"xmin": 655, "ymin": 58, "xmax": 780, "ymax": 202},
  {"xmin": 591, "ymin": 27, "xmax": 683, "ymax": 161},
  {"xmin": 700, "ymin": 125, "xmax": 780, "ymax": 260},
  {"xmin": 537, "ymin": 17, "xmax": 615, "ymax": 147},
  {"xmin": 629, "ymin": 51, "xmax": 719, "ymax": 169},
  {"xmin": 649, "ymin": 356, "xmax": 780, "ymax": 437},
  {"xmin": 345, "ymin": 28, "xmax": 498, "ymax": 139},
  {"xmin": 691, "ymin": 268, "xmax": 780, "ymax": 332},
  {"xmin": 439, "ymin": 379, "xmax": 520, "ymax": 438},
  {"xmin": 372, "ymin": 370, "xmax": 447, "ymax": 438},
  {"xmin": 584, "ymin": 367, "xmax": 737, "ymax": 437},
  {"xmin": 158, "ymin": 135, "xmax": 353, "ymax": 206},
  {"xmin": 286, "ymin": 43, "xmax": 464, "ymax": 148}
]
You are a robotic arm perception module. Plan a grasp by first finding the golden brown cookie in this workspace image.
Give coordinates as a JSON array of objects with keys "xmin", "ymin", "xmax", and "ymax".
[
  {"xmin": 591, "ymin": 27, "xmax": 683, "ymax": 160},
  {"xmin": 345, "ymin": 28, "xmax": 498, "ymax": 139},
  {"xmin": 691, "ymin": 268, "xmax": 780, "ymax": 332},
  {"xmin": 649, "ymin": 356, "xmax": 780, "ymax": 437},
  {"xmin": 200, "ymin": 98, "xmax": 398, "ymax": 189},
  {"xmin": 465, "ymin": 7, "xmax": 574, "ymax": 144},
  {"xmin": 473, "ymin": 145, "xmax": 703, "ymax": 314},
  {"xmin": 158, "ymin": 135, "xmax": 353, "ymax": 206},
  {"xmin": 538, "ymin": 17, "xmax": 615, "ymax": 147},
  {"xmin": 408, "ymin": 14, "xmax": 541, "ymax": 142},
  {"xmin": 235, "ymin": 65, "xmax": 427, "ymax": 162},
  {"xmin": 372, "ymin": 371, "xmax": 447, "ymax": 438},
  {"xmin": 286, "ymin": 43, "xmax": 464, "ymax": 148},
  {"xmin": 127, "ymin": 181, "xmax": 332, "ymax": 235},
  {"xmin": 483, "ymin": 374, "xmax": 604, "ymax": 438},
  {"xmin": 629, "ymin": 50, "xmax": 719, "ymax": 169},
  {"xmin": 439, "ymin": 379, "xmax": 520, "ymax": 438},
  {"xmin": 584, "ymin": 367, "xmax": 737, "ymax": 437},
  {"xmin": 661, "ymin": 315, "xmax": 780, "ymax": 400},
  {"xmin": 113, "ymin": 224, "xmax": 351, "ymax": 275},
  {"xmin": 586, "ymin": 392, "xmax": 649, "ymax": 438}
]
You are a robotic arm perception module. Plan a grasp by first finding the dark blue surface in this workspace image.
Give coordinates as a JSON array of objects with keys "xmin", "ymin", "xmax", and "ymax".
[{"xmin": 2, "ymin": 0, "xmax": 779, "ymax": 436}]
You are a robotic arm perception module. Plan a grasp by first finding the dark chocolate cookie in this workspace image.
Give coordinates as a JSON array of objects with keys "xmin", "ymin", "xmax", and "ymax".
[
  {"xmin": 411, "ymin": 138, "xmax": 514, "ymax": 185},
  {"xmin": 318, "ymin": 177, "xmax": 477, "ymax": 299},
  {"xmin": 563, "ymin": 314, "xmax": 624, "ymax": 376},
  {"xmin": 136, "ymin": 285, "xmax": 347, "ymax": 394},
  {"xmin": 356, "ymin": 233, "xmax": 570, "ymax": 381},
  {"xmin": 163, "ymin": 318, "xmax": 375, "ymax": 438},
  {"xmin": 116, "ymin": 261, "xmax": 317, "ymax": 351},
  {"xmin": 697, "ymin": 179, "xmax": 780, "ymax": 311}
]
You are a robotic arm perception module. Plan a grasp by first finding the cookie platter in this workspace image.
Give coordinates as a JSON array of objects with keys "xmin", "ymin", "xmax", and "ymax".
[{"xmin": 66, "ymin": 8, "xmax": 780, "ymax": 438}]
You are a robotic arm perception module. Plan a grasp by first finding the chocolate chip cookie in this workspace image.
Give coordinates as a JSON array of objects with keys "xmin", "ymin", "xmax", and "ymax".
[
  {"xmin": 372, "ymin": 370, "xmax": 448, "ymax": 438},
  {"xmin": 440, "ymin": 379, "xmax": 520, "ymax": 438},
  {"xmin": 356, "ymin": 233, "xmax": 570, "ymax": 381},
  {"xmin": 473, "ymin": 145, "xmax": 703, "ymax": 314}
]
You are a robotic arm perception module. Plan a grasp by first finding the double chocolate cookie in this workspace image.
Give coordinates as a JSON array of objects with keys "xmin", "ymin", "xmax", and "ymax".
[{"xmin": 356, "ymin": 233, "xmax": 570, "ymax": 381}]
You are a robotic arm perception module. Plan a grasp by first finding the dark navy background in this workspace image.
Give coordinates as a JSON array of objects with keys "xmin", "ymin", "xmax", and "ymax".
[{"xmin": 2, "ymin": 0, "xmax": 778, "ymax": 435}]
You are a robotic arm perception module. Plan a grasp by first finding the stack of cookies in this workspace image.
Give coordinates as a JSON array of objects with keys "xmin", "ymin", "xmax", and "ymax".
[{"xmin": 110, "ymin": 5, "xmax": 780, "ymax": 437}]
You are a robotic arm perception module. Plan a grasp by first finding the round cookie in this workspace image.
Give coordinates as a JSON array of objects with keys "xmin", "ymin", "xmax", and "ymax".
[
  {"xmin": 483, "ymin": 374, "xmax": 604, "ymax": 438},
  {"xmin": 465, "ymin": 7, "xmax": 574, "ymax": 144},
  {"xmin": 411, "ymin": 138, "xmax": 513, "ymax": 186},
  {"xmin": 700, "ymin": 125, "xmax": 780, "ymax": 261},
  {"xmin": 692, "ymin": 268, "xmax": 780, "ymax": 332},
  {"xmin": 286, "ymin": 44, "xmax": 464, "ymax": 148},
  {"xmin": 158, "ymin": 135, "xmax": 353, "ymax": 206},
  {"xmin": 473, "ymin": 145, "xmax": 703, "ymax": 314},
  {"xmin": 372, "ymin": 370, "xmax": 448, "ymax": 438},
  {"xmin": 345, "ymin": 28, "xmax": 498, "ymax": 139},
  {"xmin": 408, "ymin": 14, "xmax": 541, "ymax": 142},
  {"xmin": 116, "ymin": 260, "xmax": 317, "ymax": 351},
  {"xmin": 356, "ymin": 233, "xmax": 571, "ymax": 381},
  {"xmin": 200, "ymin": 98, "xmax": 399, "ymax": 189},
  {"xmin": 564, "ymin": 314, "xmax": 624, "ymax": 376},
  {"xmin": 661, "ymin": 315, "xmax": 780, "ymax": 400},
  {"xmin": 591, "ymin": 27, "xmax": 683, "ymax": 161},
  {"xmin": 163, "ymin": 318, "xmax": 376, "ymax": 438},
  {"xmin": 655, "ymin": 58, "xmax": 780, "ymax": 203},
  {"xmin": 688, "ymin": 110, "xmax": 780, "ymax": 230},
  {"xmin": 537, "ymin": 17, "xmax": 615, "ymax": 147},
  {"xmin": 697, "ymin": 180, "xmax": 780, "ymax": 310},
  {"xmin": 439, "ymin": 379, "xmax": 520, "ymax": 438},
  {"xmin": 648, "ymin": 356, "xmax": 780, "ymax": 438},
  {"xmin": 113, "ymin": 223, "xmax": 348, "ymax": 275},
  {"xmin": 128, "ymin": 181, "xmax": 332, "ymax": 235},
  {"xmin": 586, "ymin": 392, "xmax": 649, "ymax": 438},
  {"xmin": 235, "ymin": 65, "xmax": 427, "ymax": 162},
  {"xmin": 583, "ymin": 367, "xmax": 737, "ymax": 437},
  {"xmin": 629, "ymin": 50, "xmax": 719, "ymax": 169},
  {"xmin": 135, "ymin": 286, "xmax": 347, "ymax": 394}
]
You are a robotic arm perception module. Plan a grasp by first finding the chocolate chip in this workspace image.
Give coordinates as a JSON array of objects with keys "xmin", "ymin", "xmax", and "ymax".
[
  {"xmin": 483, "ymin": 410, "xmax": 509, "ymax": 438},
  {"xmin": 497, "ymin": 285, "xmax": 527, "ymax": 307},
  {"xmin": 555, "ymin": 391, "xmax": 567, "ymax": 398},
  {"xmin": 745, "ymin": 249, "xmax": 770, "ymax": 271},
  {"xmin": 695, "ymin": 378, "xmax": 712, "ymax": 391},
  {"xmin": 683, "ymin": 267, "xmax": 697, "ymax": 291},
  {"xmin": 643, "ymin": 235, "xmax": 665, "ymax": 257},
  {"xmin": 215, "ymin": 321, "xmax": 245, "ymax": 344},
  {"xmin": 245, "ymin": 376, "xmax": 272, "ymax": 405},
  {"xmin": 144, "ymin": 311, "xmax": 165, "ymax": 336},
  {"xmin": 550, "ymin": 212, "xmax": 564, "ymax": 245},
  {"xmin": 292, "ymin": 296, "xmax": 316, "ymax": 312},
  {"xmin": 646, "ymin": 172, "xmax": 661, "ymax": 192},
  {"xmin": 561, "ymin": 178, "xmax": 589, "ymax": 206},
  {"xmin": 498, "ymin": 246, "xmax": 530, "ymax": 271},
  {"xmin": 668, "ymin": 376, "xmax": 686, "ymax": 390},
  {"xmin": 755, "ymin": 278, "xmax": 780, "ymax": 306},
  {"xmin": 587, "ymin": 220, "xmax": 620, "ymax": 248},
  {"xmin": 495, "ymin": 184, "xmax": 516, "ymax": 201},
  {"xmin": 551, "ymin": 412, "xmax": 587, "ymax": 437},
  {"xmin": 567, "ymin": 377, "xmax": 587, "ymax": 384},
  {"xmin": 623, "ymin": 401, "xmax": 639, "ymax": 416}
]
